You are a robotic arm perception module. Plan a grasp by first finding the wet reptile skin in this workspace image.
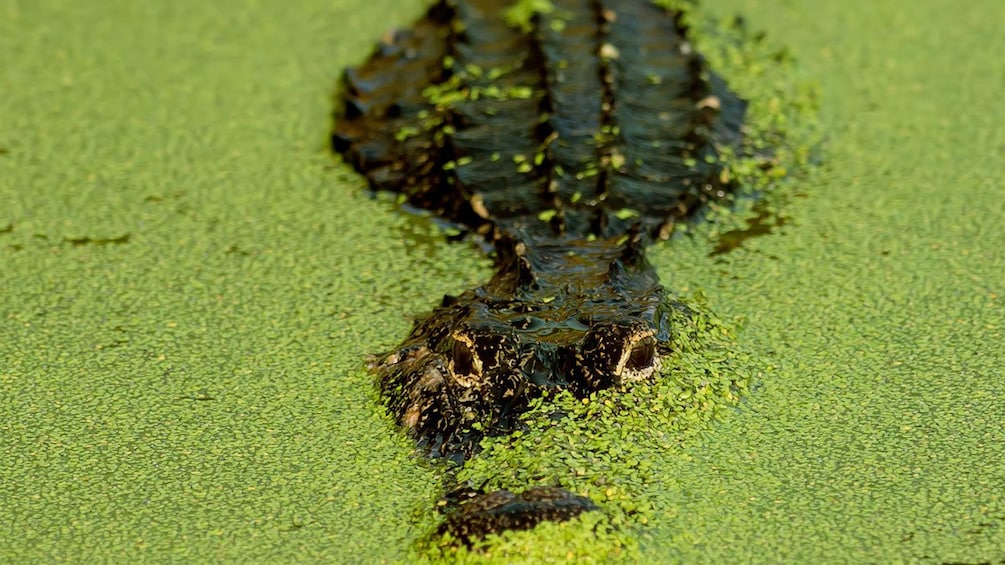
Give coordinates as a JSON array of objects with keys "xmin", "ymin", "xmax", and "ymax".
[{"xmin": 332, "ymin": 0, "xmax": 745, "ymax": 542}]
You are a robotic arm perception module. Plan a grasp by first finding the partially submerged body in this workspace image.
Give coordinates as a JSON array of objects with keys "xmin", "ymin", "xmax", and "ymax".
[{"xmin": 333, "ymin": 0, "xmax": 745, "ymax": 542}]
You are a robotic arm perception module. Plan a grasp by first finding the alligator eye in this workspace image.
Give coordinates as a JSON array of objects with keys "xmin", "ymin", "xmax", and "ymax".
[
  {"xmin": 452, "ymin": 339, "xmax": 477, "ymax": 376},
  {"xmin": 625, "ymin": 337, "xmax": 655, "ymax": 371},
  {"xmin": 448, "ymin": 334, "xmax": 486, "ymax": 386}
]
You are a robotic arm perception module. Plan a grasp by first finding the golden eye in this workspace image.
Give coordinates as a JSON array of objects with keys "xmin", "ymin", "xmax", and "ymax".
[
  {"xmin": 625, "ymin": 337, "xmax": 655, "ymax": 371},
  {"xmin": 448, "ymin": 332, "xmax": 484, "ymax": 387},
  {"xmin": 452, "ymin": 338, "xmax": 477, "ymax": 376}
]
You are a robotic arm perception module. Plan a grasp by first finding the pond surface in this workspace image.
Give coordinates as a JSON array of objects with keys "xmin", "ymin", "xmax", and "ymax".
[{"xmin": 1, "ymin": 0, "xmax": 1002, "ymax": 562}]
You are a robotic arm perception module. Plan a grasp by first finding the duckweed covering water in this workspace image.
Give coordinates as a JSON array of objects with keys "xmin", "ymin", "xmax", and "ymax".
[{"xmin": 1, "ymin": 0, "xmax": 1003, "ymax": 563}]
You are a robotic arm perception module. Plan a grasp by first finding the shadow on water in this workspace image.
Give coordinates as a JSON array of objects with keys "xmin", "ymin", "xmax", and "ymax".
[
  {"xmin": 709, "ymin": 202, "xmax": 788, "ymax": 257},
  {"xmin": 376, "ymin": 194, "xmax": 487, "ymax": 259}
]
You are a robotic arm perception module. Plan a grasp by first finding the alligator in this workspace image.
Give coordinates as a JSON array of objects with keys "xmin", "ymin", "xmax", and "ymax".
[{"xmin": 332, "ymin": 0, "xmax": 746, "ymax": 543}]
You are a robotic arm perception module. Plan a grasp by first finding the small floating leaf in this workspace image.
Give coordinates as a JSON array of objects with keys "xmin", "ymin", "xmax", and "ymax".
[
  {"xmin": 504, "ymin": 0, "xmax": 554, "ymax": 32},
  {"xmin": 538, "ymin": 209, "xmax": 558, "ymax": 221},
  {"xmin": 394, "ymin": 126, "xmax": 419, "ymax": 142},
  {"xmin": 507, "ymin": 86, "xmax": 534, "ymax": 99}
]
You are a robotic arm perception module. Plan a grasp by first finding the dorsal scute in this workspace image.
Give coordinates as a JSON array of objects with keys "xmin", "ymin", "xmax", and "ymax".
[{"xmin": 333, "ymin": 0, "xmax": 747, "ymax": 243}]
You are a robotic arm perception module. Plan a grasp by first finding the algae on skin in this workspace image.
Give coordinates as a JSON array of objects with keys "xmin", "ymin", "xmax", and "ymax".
[{"xmin": 503, "ymin": 0, "xmax": 554, "ymax": 31}]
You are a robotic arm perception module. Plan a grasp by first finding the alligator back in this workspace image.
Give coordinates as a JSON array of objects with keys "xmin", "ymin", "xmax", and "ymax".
[{"xmin": 333, "ymin": 0, "xmax": 745, "ymax": 243}]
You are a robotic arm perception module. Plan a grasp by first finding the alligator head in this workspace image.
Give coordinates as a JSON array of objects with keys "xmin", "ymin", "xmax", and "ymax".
[{"xmin": 371, "ymin": 227, "xmax": 688, "ymax": 461}]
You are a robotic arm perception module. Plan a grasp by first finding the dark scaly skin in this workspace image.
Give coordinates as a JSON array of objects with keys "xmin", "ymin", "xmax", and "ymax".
[{"xmin": 332, "ymin": 0, "xmax": 746, "ymax": 542}]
